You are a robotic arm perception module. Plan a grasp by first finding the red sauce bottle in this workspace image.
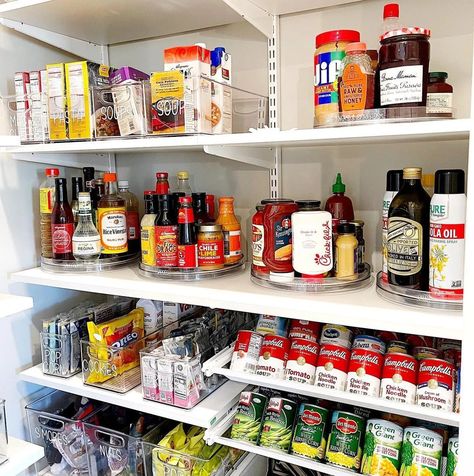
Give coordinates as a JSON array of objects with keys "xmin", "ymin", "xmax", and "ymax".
[
  {"xmin": 177, "ymin": 196, "xmax": 198, "ymax": 268},
  {"xmin": 251, "ymin": 205, "xmax": 267, "ymax": 273},
  {"xmin": 51, "ymin": 178, "xmax": 74, "ymax": 260},
  {"xmin": 324, "ymin": 173, "xmax": 354, "ymax": 229}
]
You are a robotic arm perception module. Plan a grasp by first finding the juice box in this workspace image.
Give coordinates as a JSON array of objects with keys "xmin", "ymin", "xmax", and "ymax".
[
  {"xmin": 29, "ymin": 70, "xmax": 48, "ymax": 142},
  {"xmin": 211, "ymin": 48, "xmax": 232, "ymax": 134},
  {"xmin": 14, "ymin": 72, "xmax": 31, "ymax": 141},
  {"xmin": 46, "ymin": 63, "xmax": 68, "ymax": 141}
]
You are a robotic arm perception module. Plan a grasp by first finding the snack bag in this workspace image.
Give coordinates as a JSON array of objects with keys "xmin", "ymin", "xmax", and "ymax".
[
  {"xmin": 194, "ymin": 444, "xmax": 229, "ymax": 476},
  {"xmin": 152, "ymin": 423, "xmax": 188, "ymax": 475},
  {"xmin": 86, "ymin": 308, "xmax": 145, "ymax": 384}
]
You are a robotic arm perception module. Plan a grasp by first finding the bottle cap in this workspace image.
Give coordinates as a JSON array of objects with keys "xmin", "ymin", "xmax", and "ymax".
[
  {"xmin": 345, "ymin": 42, "xmax": 367, "ymax": 53},
  {"xmin": 192, "ymin": 192, "xmax": 206, "ymax": 200},
  {"xmin": 349, "ymin": 220, "xmax": 365, "ymax": 228},
  {"xmin": 179, "ymin": 196, "xmax": 192, "ymax": 204},
  {"xmin": 296, "ymin": 200, "xmax": 321, "ymax": 210},
  {"xmin": 55, "ymin": 177, "xmax": 67, "ymax": 186},
  {"xmin": 337, "ymin": 222, "xmax": 356, "ymax": 234},
  {"xmin": 429, "ymin": 72, "xmax": 448, "ymax": 80},
  {"xmin": 177, "ymin": 171, "xmax": 189, "ymax": 180},
  {"xmin": 156, "ymin": 172, "xmax": 168, "ymax": 179},
  {"xmin": 261, "ymin": 198, "xmax": 293, "ymax": 204},
  {"xmin": 381, "ymin": 27, "xmax": 431, "ymax": 41},
  {"xmin": 383, "ymin": 3, "xmax": 399, "ymax": 19},
  {"xmin": 219, "ymin": 196, "xmax": 234, "ymax": 203},
  {"xmin": 434, "ymin": 169, "xmax": 465, "ymax": 194},
  {"xmin": 198, "ymin": 223, "xmax": 223, "ymax": 233},
  {"xmin": 144, "ymin": 190, "xmax": 155, "ymax": 197},
  {"xmin": 403, "ymin": 167, "xmax": 422, "ymax": 180},
  {"xmin": 256, "ymin": 205, "xmax": 264, "ymax": 211},
  {"xmin": 386, "ymin": 170, "xmax": 403, "ymax": 191},
  {"xmin": 46, "ymin": 168, "xmax": 60, "ymax": 177},
  {"xmin": 315, "ymin": 30, "xmax": 360, "ymax": 48},
  {"xmin": 211, "ymin": 47, "xmax": 225, "ymax": 67},
  {"xmin": 332, "ymin": 173, "xmax": 346, "ymax": 193},
  {"xmin": 118, "ymin": 180, "xmax": 129, "ymax": 188},
  {"xmin": 194, "ymin": 42, "xmax": 207, "ymax": 49},
  {"xmin": 103, "ymin": 172, "xmax": 117, "ymax": 182}
]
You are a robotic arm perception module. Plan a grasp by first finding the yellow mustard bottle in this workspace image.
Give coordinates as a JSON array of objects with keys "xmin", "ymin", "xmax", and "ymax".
[{"xmin": 335, "ymin": 222, "xmax": 358, "ymax": 278}]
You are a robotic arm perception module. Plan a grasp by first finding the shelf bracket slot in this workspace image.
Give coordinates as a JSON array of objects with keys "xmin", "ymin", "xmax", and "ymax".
[
  {"xmin": 0, "ymin": 18, "xmax": 108, "ymax": 64},
  {"xmin": 203, "ymin": 145, "xmax": 274, "ymax": 169},
  {"xmin": 11, "ymin": 152, "xmax": 112, "ymax": 171},
  {"xmin": 221, "ymin": 0, "xmax": 273, "ymax": 38}
]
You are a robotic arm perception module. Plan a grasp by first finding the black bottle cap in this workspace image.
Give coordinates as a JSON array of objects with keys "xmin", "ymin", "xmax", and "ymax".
[
  {"xmin": 386, "ymin": 170, "xmax": 403, "ymax": 192},
  {"xmin": 337, "ymin": 222, "xmax": 356, "ymax": 234},
  {"xmin": 261, "ymin": 198, "xmax": 293, "ymax": 204},
  {"xmin": 296, "ymin": 200, "xmax": 321, "ymax": 210},
  {"xmin": 173, "ymin": 192, "xmax": 185, "ymax": 198},
  {"xmin": 435, "ymin": 169, "xmax": 465, "ymax": 194},
  {"xmin": 192, "ymin": 192, "xmax": 206, "ymax": 201}
]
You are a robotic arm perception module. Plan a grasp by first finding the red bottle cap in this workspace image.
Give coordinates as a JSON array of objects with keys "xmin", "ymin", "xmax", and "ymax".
[
  {"xmin": 345, "ymin": 42, "xmax": 367, "ymax": 53},
  {"xmin": 206, "ymin": 194, "xmax": 215, "ymax": 201},
  {"xmin": 103, "ymin": 172, "xmax": 117, "ymax": 182},
  {"xmin": 156, "ymin": 172, "xmax": 168, "ymax": 178},
  {"xmin": 315, "ymin": 30, "xmax": 360, "ymax": 48},
  {"xmin": 179, "ymin": 196, "xmax": 192, "ymax": 204},
  {"xmin": 45, "ymin": 168, "xmax": 60, "ymax": 177},
  {"xmin": 383, "ymin": 3, "xmax": 399, "ymax": 19},
  {"xmin": 144, "ymin": 190, "xmax": 155, "ymax": 196}
]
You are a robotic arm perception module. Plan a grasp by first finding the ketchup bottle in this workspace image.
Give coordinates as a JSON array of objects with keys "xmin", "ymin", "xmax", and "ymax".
[{"xmin": 324, "ymin": 173, "xmax": 354, "ymax": 229}]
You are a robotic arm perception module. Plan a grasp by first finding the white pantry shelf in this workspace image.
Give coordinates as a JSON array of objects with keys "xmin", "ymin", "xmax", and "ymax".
[
  {"xmin": 0, "ymin": 293, "xmax": 33, "ymax": 318},
  {"xmin": 19, "ymin": 364, "xmax": 246, "ymax": 428},
  {"xmin": 0, "ymin": 135, "xmax": 20, "ymax": 148},
  {"xmin": 203, "ymin": 347, "xmax": 460, "ymax": 427},
  {"xmin": 11, "ymin": 266, "xmax": 463, "ymax": 339},
  {"xmin": 0, "ymin": 436, "xmax": 43, "ymax": 476}
]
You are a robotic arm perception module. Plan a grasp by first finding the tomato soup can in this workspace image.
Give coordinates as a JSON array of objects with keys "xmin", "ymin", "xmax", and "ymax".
[
  {"xmin": 320, "ymin": 324, "xmax": 352, "ymax": 348},
  {"xmin": 346, "ymin": 349, "xmax": 383, "ymax": 397},
  {"xmin": 325, "ymin": 410, "xmax": 365, "ymax": 471},
  {"xmin": 256, "ymin": 335, "xmax": 290, "ymax": 379},
  {"xmin": 387, "ymin": 340, "xmax": 410, "ymax": 354},
  {"xmin": 380, "ymin": 353, "xmax": 418, "ymax": 405},
  {"xmin": 285, "ymin": 338, "xmax": 319, "ymax": 385},
  {"xmin": 416, "ymin": 358, "xmax": 455, "ymax": 412},
  {"xmin": 230, "ymin": 330, "xmax": 263, "ymax": 374},
  {"xmin": 400, "ymin": 427, "xmax": 443, "ymax": 476},
  {"xmin": 361, "ymin": 419, "xmax": 403, "ymax": 476},
  {"xmin": 288, "ymin": 320, "xmax": 320, "ymax": 342},
  {"xmin": 231, "ymin": 391, "xmax": 268, "ymax": 443},
  {"xmin": 413, "ymin": 346, "xmax": 441, "ymax": 361},
  {"xmin": 446, "ymin": 436, "xmax": 459, "ymax": 476},
  {"xmin": 259, "ymin": 397, "xmax": 297, "ymax": 451},
  {"xmin": 315, "ymin": 344, "xmax": 350, "ymax": 391},
  {"xmin": 352, "ymin": 335, "xmax": 386, "ymax": 354},
  {"xmin": 291, "ymin": 403, "xmax": 329, "ymax": 461}
]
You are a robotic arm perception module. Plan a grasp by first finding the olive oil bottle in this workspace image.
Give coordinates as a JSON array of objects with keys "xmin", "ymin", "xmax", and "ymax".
[{"xmin": 387, "ymin": 167, "xmax": 431, "ymax": 290}]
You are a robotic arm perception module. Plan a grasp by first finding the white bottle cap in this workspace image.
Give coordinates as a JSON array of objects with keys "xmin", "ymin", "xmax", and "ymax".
[{"xmin": 118, "ymin": 180, "xmax": 129, "ymax": 188}]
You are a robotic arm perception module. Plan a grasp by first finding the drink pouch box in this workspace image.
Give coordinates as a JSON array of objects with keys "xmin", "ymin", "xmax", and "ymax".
[
  {"xmin": 14, "ymin": 71, "xmax": 31, "ymax": 141},
  {"xmin": 46, "ymin": 63, "xmax": 68, "ymax": 140},
  {"xmin": 211, "ymin": 49, "xmax": 232, "ymax": 134},
  {"xmin": 158, "ymin": 357, "xmax": 174, "ymax": 404},
  {"xmin": 29, "ymin": 71, "xmax": 48, "ymax": 142}
]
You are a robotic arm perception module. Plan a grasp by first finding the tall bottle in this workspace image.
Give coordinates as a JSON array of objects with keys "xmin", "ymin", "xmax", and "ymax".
[
  {"xmin": 73, "ymin": 192, "xmax": 101, "ymax": 260},
  {"xmin": 387, "ymin": 167, "xmax": 431, "ymax": 290},
  {"xmin": 177, "ymin": 196, "xmax": 197, "ymax": 268},
  {"xmin": 206, "ymin": 194, "xmax": 216, "ymax": 221},
  {"xmin": 83, "ymin": 167, "xmax": 97, "ymax": 220},
  {"xmin": 141, "ymin": 191, "xmax": 158, "ymax": 266},
  {"xmin": 216, "ymin": 197, "xmax": 242, "ymax": 265},
  {"xmin": 192, "ymin": 193, "xmax": 211, "ymax": 224},
  {"xmin": 97, "ymin": 173, "xmax": 128, "ymax": 256},
  {"xmin": 155, "ymin": 194, "xmax": 178, "ymax": 267},
  {"xmin": 429, "ymin": 169, "xmax": 466, "ymax": 300},
  {"xmin": 155, "ymin": 172, "xmax": 169, "ymax": 195},
  {"xmin": 40, "ymin": 167, "xmax": 60, "ymax": 258},
  {"xmin": 175, "ymin": 171, "xmax": 192, "ymax": 195},
  {"xmin": 382, "ymin": 170, "xmax": 403, "ymax": 281},
  {"xmin": 381, "ymin": 3, "xmax": 400, "ymax": 36},
  {"xmin": 325, "ymin": 173, "xmax": 355, "ymax": 230},
  {"xmin": 71, "ymin": 176, "xmax": 83, "ymax": 225},
  {"xmin": 118, "ymin": 180, "xmax": 140, "ymax": 254},
  {"xmin": 51, "ymin": 178, "xmax": 74, "ymax": 260}
]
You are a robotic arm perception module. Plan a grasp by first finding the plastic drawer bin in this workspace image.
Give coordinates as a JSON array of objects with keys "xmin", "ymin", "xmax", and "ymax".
[
  {"xmin": 25, "ymin": 390, "xmax": 104, "ymax": 475},
  {"xmin": 0, "ymin": 399, "xmax": 7, "ymax": 466},
  {"xmin": 41, "ymin": 330, "xmax": 82, "ymax": 378}
]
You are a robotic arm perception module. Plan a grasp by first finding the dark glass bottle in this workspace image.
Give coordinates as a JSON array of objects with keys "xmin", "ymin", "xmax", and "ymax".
[
  {"xmin": 192, "ymin": 192, "xmax": 211, "ymax": 224},
  {"xmin": 387, "ymin": 167, "xmax": 431, "ymax": 290},
  {"xmin": 171, "ymin": 192, "xmax": 185, "ymax": 223},
  {"xmin": 51, "ymin": 178, "xmax": 75, "ymax": 260},
  {"xmin": 71, "ymin": 176, "xmax": 84, "ymax": 224},
  {"xmin": 177, "ymin": 196, "xmax": 197, "ymax": 268},
  {"xmin": 83, "ymin": 167, "xmax": 96, "ymax": 204},
  {"xmin": 155, "ymin": 194, "xmax": 178, "ymax": 267}
]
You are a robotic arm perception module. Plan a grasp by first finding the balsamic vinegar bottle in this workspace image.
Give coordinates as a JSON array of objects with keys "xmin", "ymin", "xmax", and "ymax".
[{"xmin": 387, "ymin": 167, "xmax": 431, "ymax": 290}]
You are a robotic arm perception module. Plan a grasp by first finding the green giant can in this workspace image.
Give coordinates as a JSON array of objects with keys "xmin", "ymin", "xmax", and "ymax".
[
  {"xmin": 446, "ymin": 436, "xmax": 459, "ymax": 476},
  {"xmin": 230, "ymin": 391, "xmax": 268, "ymax": 444}
]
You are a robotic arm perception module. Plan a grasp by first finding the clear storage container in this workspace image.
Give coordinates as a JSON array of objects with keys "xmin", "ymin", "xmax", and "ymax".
[
  {"xmin": 0, "ymin": 399, "xmax": 7, "ymax": 466},
  {"xmin": 41, "ymin": 330, "xmax": 82, "ymax": 378}
]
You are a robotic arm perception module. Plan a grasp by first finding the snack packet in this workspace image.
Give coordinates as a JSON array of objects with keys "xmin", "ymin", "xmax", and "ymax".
[{"xmin": 152, "ymin": 423, "xmax": 188, "ymax": 475}]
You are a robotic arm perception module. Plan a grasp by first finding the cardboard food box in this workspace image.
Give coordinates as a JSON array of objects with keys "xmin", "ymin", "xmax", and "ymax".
[
  {"xmin": 29, "ymin": 70, "xmax": 49, "ymax": 142},
  {"xmin": 14, "ymin": 71, "xmax": 31, "ymax": 142},
  {"xmin": 211, "ymin": 48, "xmax": 232, "ymax": 134},
  {"xmin": 46, "ymin": 64, "xmax": 68, "ymax": 141}
]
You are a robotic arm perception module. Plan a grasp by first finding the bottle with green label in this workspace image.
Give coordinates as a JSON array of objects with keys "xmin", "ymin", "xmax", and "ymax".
[{"xmin": 387, "ymin": 167, "xmax": 431, "ymax": 290}]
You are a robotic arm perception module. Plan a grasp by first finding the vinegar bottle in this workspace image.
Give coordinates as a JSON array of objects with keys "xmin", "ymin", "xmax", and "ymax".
[
  {"xmin": 51, "ymin": 178, "xmax": 74, "ymax": 260},
  {"xmin": 118, "ymin": 180, "xmax": 140, "ymax": 254},
  {"xmin": 73, "ymin": 192, "xmax": 101, "ymax": 260},
  {"xmin": 216, "ymin": 197, "xmax": 242, "ymax": 265},
  {"xmin": 40, "ymin": 167, "xmax": 60, "ymax": 258}
]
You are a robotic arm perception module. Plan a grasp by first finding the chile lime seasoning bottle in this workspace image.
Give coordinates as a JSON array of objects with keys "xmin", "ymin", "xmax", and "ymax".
[{"xmin": 324, "ymin": 173, "xmax": 355, "ymax": 229}]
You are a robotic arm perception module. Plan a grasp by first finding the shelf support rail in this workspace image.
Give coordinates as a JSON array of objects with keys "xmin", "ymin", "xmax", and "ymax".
[{"xmin": 11, "ymin": 152, "xmax": 113, "ymax": 171}]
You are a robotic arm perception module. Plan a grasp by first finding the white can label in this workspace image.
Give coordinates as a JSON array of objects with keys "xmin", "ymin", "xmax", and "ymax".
[
  {"xmin": 252, "ymin": 223, "xmax": 264, "ymax": 267},
  {"xmin": 230, "ymin": 337, "xmax": 261, "ymax": 374},
  {"xmin": 256, "ymin": 356, "xmax": 285, "ymax": 379},
  {"xmin": 314, "ymin": 366, "xmax": 347, "ymax": 391},
  {"xmin": 427, "ymin": 92, "xmax": 453, "ymax": 114},
  {"xmin": 347, "ymin": 372, "xmax": 380, "ymax": 397},
  {"xmin": 285, "ymin": 360, "xmax": 316, "ymax": 385},
  {"xmin": 380, "ymin": 378, "xmax": 417, "ymax": 405},
  {"xmin": 72, "ymin": 235, "xmax": 101, "ymax": 256},
  {"xmin": 380, "ymin": 65, "xmax": 423, "ymax": 106}
]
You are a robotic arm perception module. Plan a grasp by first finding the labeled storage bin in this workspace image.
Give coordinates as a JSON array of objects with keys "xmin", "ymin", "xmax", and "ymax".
[
  {"xmin": 41, "ymin": 330, "xmax": 82, "ymax": 378},
  {"xmin": 26, "ymin": 390, "xmax": 104, "ymax": 475},
  {"xmin": 0, "ymin": 399, "xmax": 7, "ymax": 466}
]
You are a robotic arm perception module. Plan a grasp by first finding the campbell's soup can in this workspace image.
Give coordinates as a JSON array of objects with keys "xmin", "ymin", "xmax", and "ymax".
[
  {"xmin": 230, "ymin": 330, "xmax": 263, "ymax": 374},
  {"xmin": 406, "ymin": 335, "xmax": 436, "ymax": 348},
  {"xmin": 455, "ymin": 367, "xmax": 461, "ymax": 413},
  {"xmin": 413, "ymin": 346, "xmax": 441, "ymax": 361},
  {"xmin": 416, "ymin": 358, "xmax": 455, "ymax": 412},
  {"xmin": 387, "ymin": 340, "xmax": 410, "ymax": 354},
  {"xmin": 256, "ymin": 335, "xmax": 290, "ymax": 379},
  {"xmin": 285, "ymin": 338, "xmax": 319, "ymax": 385},
  {"xmin": 380, "ymin": 353, "xmax": 418, "ymax": 405},
  {"xmin": 376, "ymin": 330, "xmax": 400, "ymax": 343},
  {"xmin": 314, "ymin": 344, "xmax": 350, "ymax": 391},
  {"xmin": 320, "ymin": 324, "xmax": 352, "ymax": 348},
  {"xmin": 346, "ymin": 349, "xmax": 383, "ymax": 397},
  {"xmin": 288, "ymin": 320, "xmax": 320, "ymax": 342},
  {"xmin": 352, "ymin": 335, "xmax": 386, "ymax": 354}
]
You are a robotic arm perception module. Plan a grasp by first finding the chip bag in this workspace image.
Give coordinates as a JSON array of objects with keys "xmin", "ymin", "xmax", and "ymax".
[
  {"xmin": 152, "ymin": 423, "xmax": 188, "ymax": 476},
  {"xmin": 85, "ymin": 308, "xmax": 145, "ymax": 384}
]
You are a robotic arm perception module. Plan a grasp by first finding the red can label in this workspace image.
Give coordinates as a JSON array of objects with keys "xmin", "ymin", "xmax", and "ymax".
[
  {"xmin": 315, "ymin": 344, "xmax": 350, "ymax": 391},
  {"xmin": 230, "ymin": 330, "xmax": 263, "ymax": 374},
  {"xmin": 178, "ymin": 244, "xmax": 198, "ymax": 268},
  {"xmin": 417, "ymin": 358, "xmax": 455, "ymax": 412},
  {"xmin": 52, "ymin": 223, "xmax": 74, "ymax": 254},
  {"xmin": 380, "ymin": 353, "xmax": 418, "ymax": 404},
  {"xmin": 155, "ymin": 225, "xmax": 178, "ymax": 267},
  {"xmin": 285, "ymin": 338, "xmax": 319, "ymax": 385},
  {"xmin": 346, "ymin": 349, "xmax": 383, "ymax": 397},
  {"xmin": 256, "ymin": 335, "xmax": 290, "ymax": 379},
  {"xmin": 413, "ymin": 346, "xmax": 441, "ymax": 361},
  {"xmin": 197, "ymin": 238, "xmax": 224, "ymax": 266},
  {"xmin": 288, "ymin": 320, "xmax": 320, "ymax": 342}
]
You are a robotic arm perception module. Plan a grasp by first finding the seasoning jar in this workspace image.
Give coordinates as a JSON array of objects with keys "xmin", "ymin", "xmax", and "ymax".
[
  {"xmin": 197, "ymin": 223, "xmax": 225, "ymax": 270},
  {"xmin": 378, "ymin": 27, "xmax": 431, "ymax": 109},
  {"xmin": 349, "ymin": 220, "xmax": 365, "ymax": 273},
  {"xmin": 335, "ymin": 222, "xmax": 358, "ymax": 278},
  {"xmin": 314, "ymin": 29, "xmax": 360, "ymax": 126},
  {"xmin": 427, "ymin": 72, "xmax": 453, "ymax": 117}
]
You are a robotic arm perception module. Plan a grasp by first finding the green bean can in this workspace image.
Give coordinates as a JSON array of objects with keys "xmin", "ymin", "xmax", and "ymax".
[
  {"xmin": 361, "ymin": 419, "xmax": 403, "ymax": 475},
  {"xmin": 399, "ymin": 427, "xmax": 443, "ymax": 476},
  {"xmin": 259, "ymin": 397, "xmax": 297, "ymax": 452},
  {"xmin": 325, "ymin": 410, "xmax": 365, "ymax": 471},
  {"xmin": 231, "ymin": 391, "xmax": 268, "ymax": 444},
  {"xmin": 446, "ymin": 436, "xmax": 459, "ymax": 476},
  {"xmin": 291, "ymin": 403, "xmax": 329, "ymax": 460}
]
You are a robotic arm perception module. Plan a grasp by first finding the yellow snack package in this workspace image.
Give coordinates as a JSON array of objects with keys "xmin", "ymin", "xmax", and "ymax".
[
  {"xmin": 153, "ymin": 423, "xmax": 188, "ymax": 476},
  {"xmin": 85, "ymin": 308, "xmax": 145, "ymax": 384}
]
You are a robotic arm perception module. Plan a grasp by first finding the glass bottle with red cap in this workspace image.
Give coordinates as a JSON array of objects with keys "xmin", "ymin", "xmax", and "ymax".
[
  {"xmin": 155, "ymin": 194, "xmax": 178, "ymax": 267},
  {"xmin": 51, "ymin": 178, "xmax": 74, "ymax": 260},
  {"xmin": 155, "ymin": 172, "xmax": 169, "ymax": 195},
  {"xmin": 381, "ymin": 3, "xmax": 400, "ymax": 36},
  {"xmin": 177, "ymin": 196, "xmax": 198, "ymax": 268},
  {"xmin": 40, "ymin": 167, "xmax": 60, "ymax": 258}
]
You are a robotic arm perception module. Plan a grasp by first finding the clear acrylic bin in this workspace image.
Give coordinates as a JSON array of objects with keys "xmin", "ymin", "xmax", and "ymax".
[
  {"xmin": 25, "ymin": 390, "xmax": 104, "ymax": 475},
  {"xmin": 0, "ymin": 399, "xmax": 7, "ymax": 466},
  {"xmin": 41, "ymin": 330, "xmax": 82, "ymax": 378}
]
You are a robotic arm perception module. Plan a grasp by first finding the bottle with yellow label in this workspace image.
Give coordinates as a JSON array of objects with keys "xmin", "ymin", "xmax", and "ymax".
[
  {"xmin": 40, "ymin": 167, "xmax": 60, "ymax": 258},
  {"xmin": 141, "ymin": 191, "xmax": 158, "ymax": 266},
  {"xmin": 97, "ymin": 172, "xmax": 128, "ymax": 256}
]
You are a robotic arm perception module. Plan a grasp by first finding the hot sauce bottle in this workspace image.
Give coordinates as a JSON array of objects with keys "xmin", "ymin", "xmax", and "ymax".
[
  {"xmin": 51, "ymin": 178, "xmax": 74, "ymax": 260},
  {"xmin": 155, "ymin": 172, "xmax": 169, "ymax": 194},
  {"xmin": 216, "ymin": 197, "xmax": 242, "ymax": 265},
  {"xmin": 325, "ymin": 173, "xmax": 354, "ymax": 230},
  {"xmin": 177, "ymin": 196, "xmax": 198, "ymax": 268},
  {"xmin": 155, "ymin": 194, "xmax": 178, "ymax": 267},
  {"xmin": 251, "ymin": 205, "xmax": 266, "ymax": 273}
]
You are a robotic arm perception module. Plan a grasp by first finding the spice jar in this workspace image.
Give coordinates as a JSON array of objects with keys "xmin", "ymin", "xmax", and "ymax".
[
  {"xmin": 427, "ymin": 72, "xmax": 453, "ymax": 117},
  {"xmin": 197, "ymin": 223, "xmax": 225, "ymax": 270},
  {"xmin": 335, "ymin": 222, "xmax": 358, "ymax": 279},
  {"xmin": 378, "ymin": 27, "xmax": 431, "ymax": 109}
]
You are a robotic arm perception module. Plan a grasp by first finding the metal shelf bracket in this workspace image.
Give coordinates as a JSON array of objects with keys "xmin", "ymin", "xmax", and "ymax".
[
  {"xmin": 221, "ymin": 0, "xmax": 273, "ymax": 38},
  {"xmin": 203, "ymin": 144, "xmax": 274, "ymax": 169},
  {"xmin": 11, "ymin": 152, "xmax": 112, "ymax": 171}
]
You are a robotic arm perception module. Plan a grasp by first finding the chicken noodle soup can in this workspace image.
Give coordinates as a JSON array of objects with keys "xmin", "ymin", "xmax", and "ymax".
[
  {"xmin": 446, "ymin": 437, "xmax": 459, "ymax": 476},
  {"xmin": 291, "ymin": 403, "xmax": 329, "ymax": 461},
  {"xmin": 256, "ymin": 314, "xmax": 288, "ymax": 336},
  {"xmin": 231, "ymin": 391, "xmax": 268, "ymax": 443},
  {"xmin": 380, "ymin": 353, "xmax": 418, "ymax": 405},
  {"xmin": 346, "ymin": 349, "xmax": 383, "ymax": 397},
  {"xmin": 320, "ymin": 324, "xmax": 352, "ymax": 348},
  {"xmin": 285, "ymin": 338, "xmax": 319, "ymax": 385},
  {"xmin": 259, "ymin": 397, "xmax": 297, "ymax": 451},
  {"xmin": 325, "ymin": 410, "xmax": 365, "ymax": 471},
  {"xmin": 400, "ymin": 427, "xmax": 443, "ymax": 476},
  {"xmin": 387, "ymin": 340, "xmax": 410, "ymax": 355},
  {"xmin": 315, "ymin": 344, "xmax": 350, "ymax": 391},
  {"xmin": 413, "ymin": 346, "xmax": 441, "ymax": 361},
  {"xmin": 288, "ymin": 320, "xmax": 320, "ymax": 342},
  {"xmin": 256, "ymin": 335, "xmax": 290, "ymax": 379},
  {"xmin": 416, "ymin": 358, "xmax": 455, "ymax": 412},
  {"xmin": 361, "ymin": 419, "xmax": 403, "ymax": 476},
  {"xmin": 230, "ymin": 330, "xmax": 263, "ymax": 374},
  {"xmin": 352, "ymin": 335, "xmax": 386, "ymax": 354}
]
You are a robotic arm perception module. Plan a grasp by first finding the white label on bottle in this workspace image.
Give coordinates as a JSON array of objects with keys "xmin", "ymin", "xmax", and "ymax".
[
  {"xmin": 427, "ymin": 93, "xmax": 453, "ymax": 114},
  {"xmin": 72, "ymin": 235, "xmax": 101, "ymax": 255},
  {"xmin": 252, "ymin": 223, "xmax": 264, "ymax": 266},
  {"xmin": 380, "ymin": 65, "xmax": 423, "ymax": 106},
  {"xmin": 382, "ymin": 191, "xmax": 398, "ymax": 276}
]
